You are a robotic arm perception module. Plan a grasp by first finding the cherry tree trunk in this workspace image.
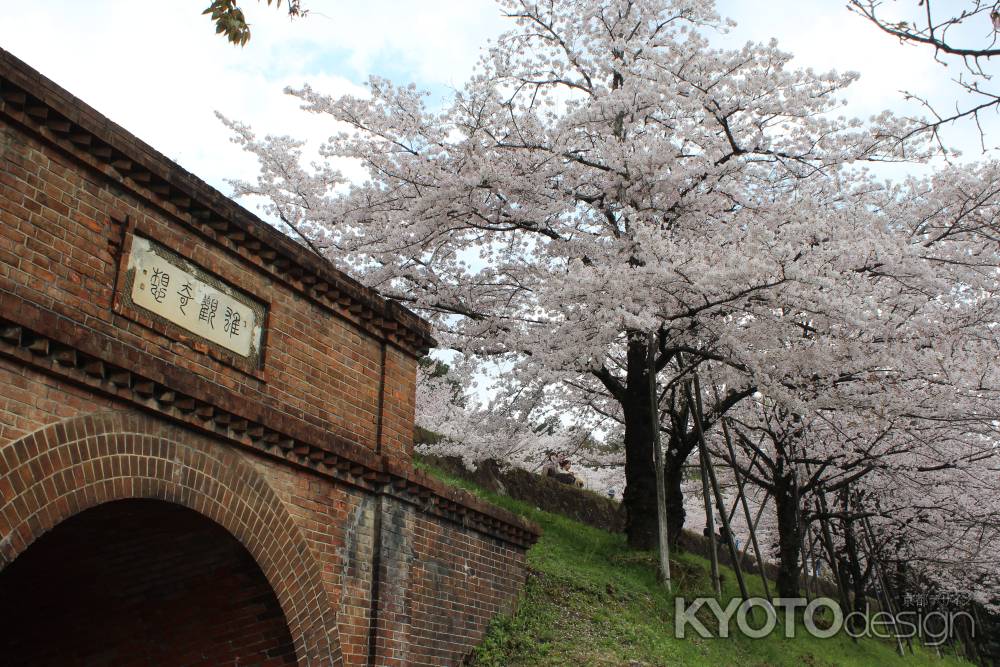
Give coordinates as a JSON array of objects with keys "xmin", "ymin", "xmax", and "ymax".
[
  {"xmin": 621, "ymin": 336, "xmax": 659, "ymax": 550},
  {"xmin": 841, "ymin": 511, "xmax": 868, "ymax": 626},
  {"xmin": 773, "ymin": 470, "xmax": 803, "ymax": 599},
  {"xmin": 663, "ymin": 439, "xmax": 687, "ymax": 549}
]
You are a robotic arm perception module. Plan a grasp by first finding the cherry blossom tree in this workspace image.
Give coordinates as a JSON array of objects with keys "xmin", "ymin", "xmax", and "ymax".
[
  {"xmin": 854, "ymin": 175, "xmax": 1000, "ymax": 608},
  {"xmin": 223, "ymin": 0, "xmax": 936, "ymax": 550},
  {"xmin": 714, "ymin": 157, "xmax": 1000, "ymax": 599},
  {"xmin": 224, "ymin": 2, "xmax": 1000, "ymax": 623},
  {"xmin": 721, "ymin": 384, "xmax": 1000, "ymax": 601}
]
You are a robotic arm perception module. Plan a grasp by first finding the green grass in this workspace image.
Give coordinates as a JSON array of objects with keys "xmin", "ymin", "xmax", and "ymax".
[{"xmin": 416, "ymin": 461, "xmax": 973, "ymax": 667}]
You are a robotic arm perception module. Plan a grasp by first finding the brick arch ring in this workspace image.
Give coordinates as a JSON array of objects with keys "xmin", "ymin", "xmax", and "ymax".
[{"xmin": 0, "ymin": 410, "xmax": 343, "ymax": 666}]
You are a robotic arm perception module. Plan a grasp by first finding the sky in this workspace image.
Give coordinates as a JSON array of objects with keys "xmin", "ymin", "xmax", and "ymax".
[{"xmin": 0, "ymin": 1, "xmax": 996, "ymax": 208}]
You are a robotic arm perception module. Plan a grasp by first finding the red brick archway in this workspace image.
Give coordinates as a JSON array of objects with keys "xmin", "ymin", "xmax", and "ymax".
[
  {"xmin": 0, "ymin": 411, "xmax": 343, "ymax": 666},
  {"xmin": 0, "ymin": 499, "xmax": 300, "ymax": 666}
]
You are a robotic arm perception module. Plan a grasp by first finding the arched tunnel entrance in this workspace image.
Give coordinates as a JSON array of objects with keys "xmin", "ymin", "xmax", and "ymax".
[{"xmin": 0, "ymin": 499, "xmax": 298, "ymax": 666}]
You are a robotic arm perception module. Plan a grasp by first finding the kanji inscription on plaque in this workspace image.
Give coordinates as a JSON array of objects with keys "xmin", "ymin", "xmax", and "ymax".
[{"xmin": 126, "ymin": 235, "xmax": 264, "ymax": 360}]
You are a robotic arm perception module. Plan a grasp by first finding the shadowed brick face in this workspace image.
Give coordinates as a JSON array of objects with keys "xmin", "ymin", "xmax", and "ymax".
[
  {"xmin": 0, "ymin": 49, "xmax": 538, "ymax": 667},
  {"xmin": 0, "ymin": 500, "xmax": 298, "ymax": 667}
]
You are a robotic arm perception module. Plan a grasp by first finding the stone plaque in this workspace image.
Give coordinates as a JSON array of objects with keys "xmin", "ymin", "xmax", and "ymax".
[{"xmin": 125, "ymin": 236, "xmax": 265, "ymax": 361}]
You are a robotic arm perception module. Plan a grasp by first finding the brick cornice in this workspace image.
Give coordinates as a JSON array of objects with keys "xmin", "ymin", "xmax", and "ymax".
[
  {"xmin": 0, "ymin": 47, "xmax": 435, "ymax": 357},
  {"xmin": 0, "ymin": 296, "xmax": 539, "ymax": 548}
]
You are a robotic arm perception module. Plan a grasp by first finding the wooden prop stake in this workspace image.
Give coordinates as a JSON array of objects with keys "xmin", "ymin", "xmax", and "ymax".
[
  {"xmin": 720, "ymin": 417, "xmax": 772, "ymax": 603},
  {"xmin": 688, "ymin": 376, "xmax": 750, "ymax": 603},
  {"xmin": 647, "ymin": 334, "xmax": 672, "ymax": 593}
]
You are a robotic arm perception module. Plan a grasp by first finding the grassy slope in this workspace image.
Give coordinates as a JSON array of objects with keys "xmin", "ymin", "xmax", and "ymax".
[{"xmin": 417, "ymin": 461, "xmax": 972, "ymax": 667}]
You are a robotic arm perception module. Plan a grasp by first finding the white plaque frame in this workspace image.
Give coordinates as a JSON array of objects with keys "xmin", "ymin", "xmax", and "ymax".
[{"xmin": 120, "ymin": 235, "xmax": 266, "ymax": 368}]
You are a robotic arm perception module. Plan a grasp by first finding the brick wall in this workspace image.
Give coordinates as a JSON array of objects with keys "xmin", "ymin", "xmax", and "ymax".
[
  {"xmin": 0, "ymin": 112, "xmax": 399, "ymax": 461},
  {"xmin": 0, "ymin": 48, "xmax": 539, "ymax": 667},
  {"xmin": 373, "ymin": 498, "xmax": 527, "ymax": 666},
  {"xmin": 0, "ymin": 356, "xmax": 118, "ymax": 442}
]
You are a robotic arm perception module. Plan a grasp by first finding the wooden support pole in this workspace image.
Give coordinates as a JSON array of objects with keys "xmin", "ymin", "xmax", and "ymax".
[
  {"xmin": 793, "ymin": 473, "xmax": 814, "ymax": 602},
  {"xmin": 719, "ymin": 418, "xmax": 772, "ymax": 603},
  {"xmin": 740, "ymin": 492, "xmax": 770, "ymax": 566},
  {"xmin": 697, "ymin": 420, "xmax": 722, "ymax": 599},
  {"xmin": 647, "ymin": 334, "xmax": 672, "ymax": 593},
  {"xmin": 687, "ymin": 376, "xmax": 749, "ymax": 602},
  {"xmin": 858, "ymin": 505, "xmax": 907, "ymax": 656},
  {"xmin": 812, "ymin": 486, "xmax": 854, "ymax": 622},
  {"xmin": 803, "ymin": 520, "xmax": 820, "ymax": 599},
  {"xmin": 725, "ymin": 448, "xmax": 759, "ymax": 526}
]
